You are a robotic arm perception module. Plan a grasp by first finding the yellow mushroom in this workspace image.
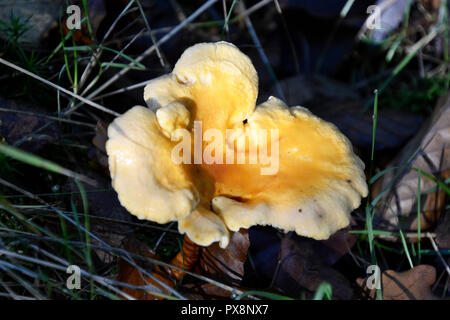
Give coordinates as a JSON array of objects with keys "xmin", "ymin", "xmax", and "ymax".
[{"xmin": 106, "ymin": 41, "xmax": 368, "ymax": 248}]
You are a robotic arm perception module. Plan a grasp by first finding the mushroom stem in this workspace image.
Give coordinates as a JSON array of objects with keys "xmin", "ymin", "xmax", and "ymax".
[{"xmin": 167, "ymin": 235, "xmax": 200, "ymax": 280}]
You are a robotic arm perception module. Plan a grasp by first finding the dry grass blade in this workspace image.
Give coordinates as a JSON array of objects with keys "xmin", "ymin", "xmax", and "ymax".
[
  {"xmin": 0, "ymin": 57, "xmax": 120, "ymax": 117},
  {"xmin": 428, "ymin": 234, "xmax": 450, "ymax": 276},
  {"xmin": 0, "ymin": 107, "xmax": 96, "ymax": 128},
  {"xmin": 0, "ymin": 171, "xmax": 184, "ymax": 299},
  {"xmin": 79, "ymin": 0, "xmax": 219, "ymax": 103},
  {"xmin": 135, "ymin": 0, "xmax": 166, "ymax": 68},
  {"xmin": 92, "ymin": 80, "xmax": 152, "ymax": 101},
  {"xmin": 77, "ymin": 0, "xmax": 138, "ymax": 92},
  {"xmin": 236, "ymin": 0, "xmax": 272, "ymax": 20},
  {"xmin": 79, "ymin": 28, "xmax": 147, "ymax": 98},
  {"xmin": 0, "ymin": 227, "xmax": 254, "ymax": 299},
  {"xmin": 0, "ymin": 248, "xmax": 136, "ymax": 300},
  {"xmin": 239, "ymin": 1, "xmax": 286, "ymax": 101}
]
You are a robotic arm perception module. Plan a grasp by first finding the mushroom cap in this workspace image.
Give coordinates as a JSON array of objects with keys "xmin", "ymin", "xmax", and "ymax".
[
  {"xmin": 106, "ymin": 106, "xmax": 197, "ymax": 224},
  {"xmin": 106, "ymin": 41, "xmax": 368, "ymax": 248},
  {"xmin": 144, "ymin": 41, "xmax": 258, "ymax": 132}
]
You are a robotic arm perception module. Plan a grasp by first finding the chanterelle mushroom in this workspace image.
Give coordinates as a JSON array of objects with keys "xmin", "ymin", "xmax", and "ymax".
[{"xmin": 106, "ymin": 41, "xmax": 368, "ymax": 248}]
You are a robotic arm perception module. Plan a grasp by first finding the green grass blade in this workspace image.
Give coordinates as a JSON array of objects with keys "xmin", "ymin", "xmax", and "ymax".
[
  {"xmin": 64, "ymin": 45, "xmax": 146, "ymax": 70},
  {"xmin": 235, "ymin": 290, "xmax": 293, "ymax": 300},
  {"xmin": 399, "ymin": 229, "xmax": 414, "ymax": 269},
  {"xmin": 74, "ymin": 180, "xmax": 94, "ymax": 299},
  {"xmin": 221, "ymin": 0, "xmax": 238, "ymax": 38},
  {"xmin": 0, "ymin": 143, "xmax": 96, "ymax": 186},
  {"xmin": 313, "ymin": 282, "xmax": 333, "ymax": 300},
  {"xmin": 101, "ymin": 62, "xmax": 144, "ymax": 70},
  {"xmin": 411, "ymin": 168, "xmax": 450, "ymax": 195},
  {"xmin": 417, "ymin": 168, "xmax": 422, "ymax": 264}
]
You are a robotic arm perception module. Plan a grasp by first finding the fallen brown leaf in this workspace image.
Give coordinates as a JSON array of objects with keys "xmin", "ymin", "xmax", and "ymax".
[
  {"xmin": 197, "ymin": 230, "xmax": 249, "ymax": 286},
  {"xmin": 273, "ymin": 233, "xmax": 353, "ymax": 299},
  {"xmin": 421, "ymin": 0, "xmax": 441, "ymax": 11},
  {"xmin": 116, "ymin": 234, "xmax": 246, "ymax": 300},
  {"xmin": 117, "ymin": 237, "xmax": 175, "ymax": 300},
  {"xmin": 436, "ymin": 207, "xmax": 450, "ymax": 249},
  {"xmin": 183, "ymin": 282, "xmax": 234, "ymax": 299},
  {"xmin": 376, "ymin": 93, "xmax": 450, "ymax": 232},
  {"xmin": 92, "ymin": 121, "xmax": 108, "ymax": 153},
  {"xmin": 0, "ymin": 97, "xmax": 61, "ymax": 152},
  {"xmin": 320, "ymin": 220, "xmax": 358, "ymax": 264},
  {"xmin": 89, "ymin": 121, "xmax": 109, "ymax": 175},
  {"xmin": 61, "ymin": 18, "xmax": 94, "ymax": 45},
  {"xmin": 356, "ymin": 265, "xmax": 439, "ymax": 300}
]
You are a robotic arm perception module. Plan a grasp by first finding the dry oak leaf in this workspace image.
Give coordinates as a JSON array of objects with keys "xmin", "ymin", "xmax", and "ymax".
[
  {"xmin": 197, "ymin": 229, "xmax": 250, "ymax": 286},
  {"xmin": 436, "ymin": 207, "xmax": 450, "ymax": 249},
  {"xmin": 117, "ymin": 233, "xmax": 248, "ymax": 300},
  {"xmin": 273, "ymin": 233, "xmax": 353, "ymax": 299},
  {"xmin": 357, "ymin": 265, "xmax": 439, "ymax": 300},
  {"xmin": 182, "ymin": 282, "xmax": 234, "ymax": 299},
  {"xmin": 116, "ymin": 237, "xmax": 174, "ymax": 300},
  {"xmin": 376, "ymin": 93, "xmax": 450, "ymax": 231}
]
